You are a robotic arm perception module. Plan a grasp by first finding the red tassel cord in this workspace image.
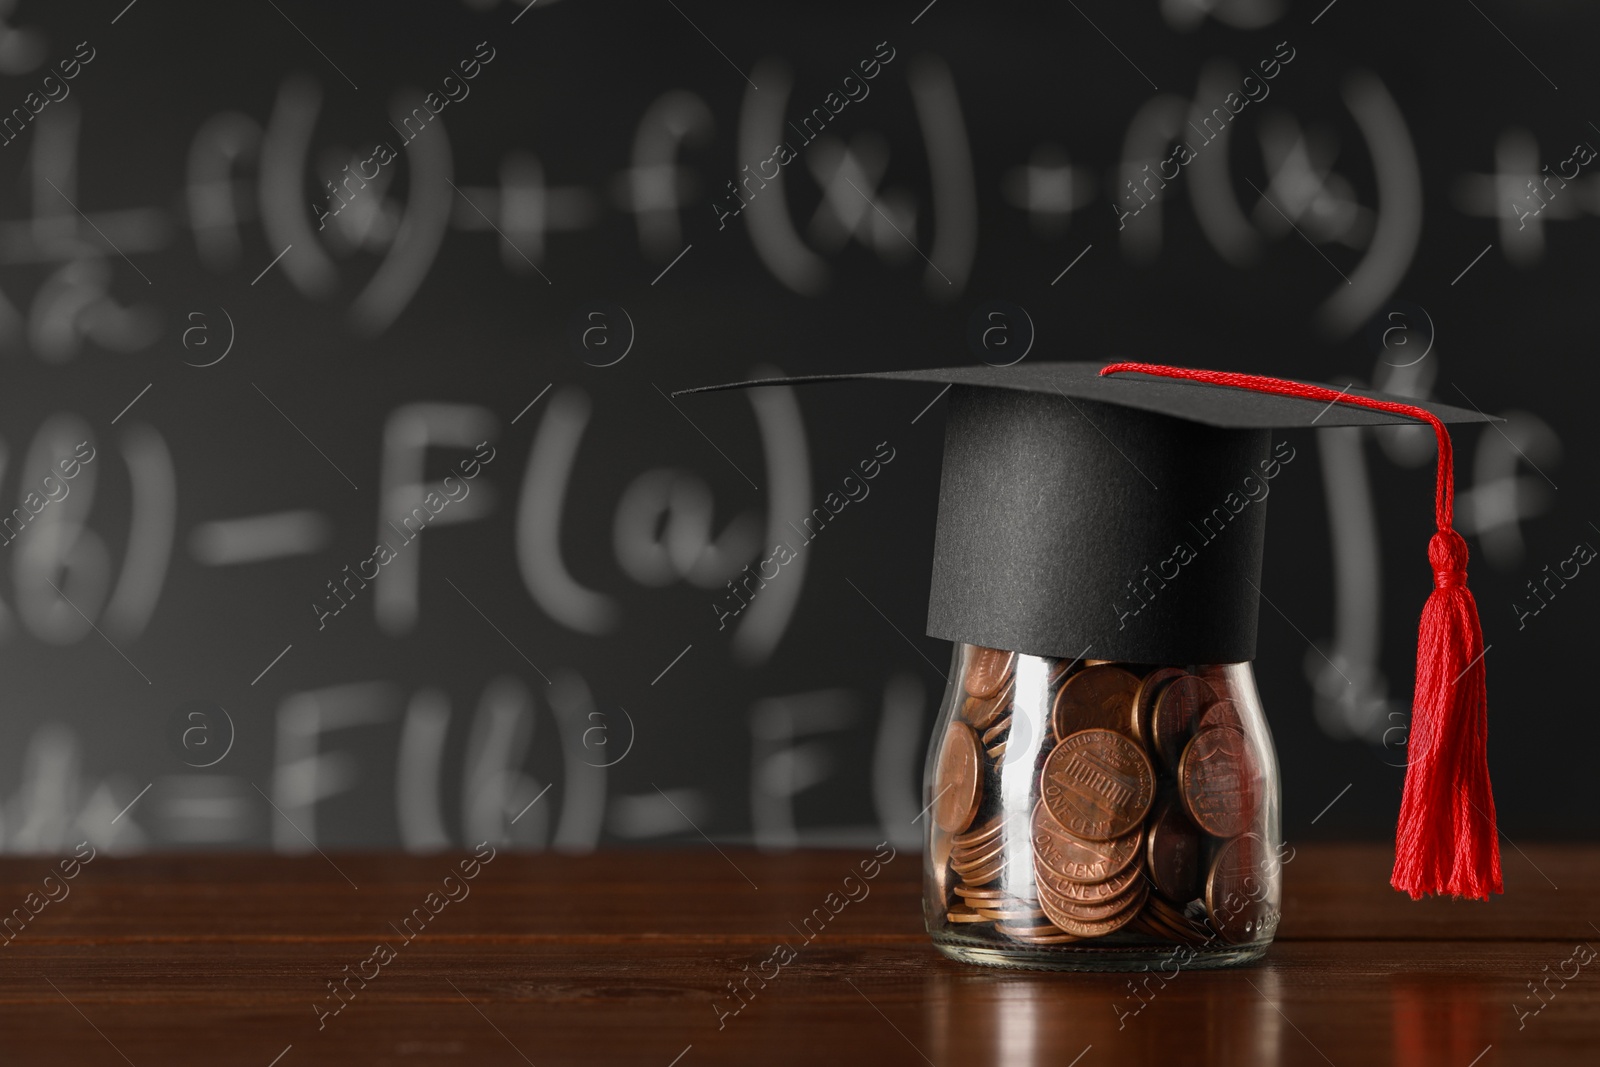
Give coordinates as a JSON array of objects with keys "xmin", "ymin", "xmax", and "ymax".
[{"xmin": 1099, "ymin": 362, "xmax": 1502, "ymax": 900}]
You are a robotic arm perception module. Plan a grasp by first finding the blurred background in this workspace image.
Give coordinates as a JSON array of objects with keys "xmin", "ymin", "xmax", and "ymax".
[{"xmin": 0, "ymin": 0, "xmax": 1590, "ymax": 855}]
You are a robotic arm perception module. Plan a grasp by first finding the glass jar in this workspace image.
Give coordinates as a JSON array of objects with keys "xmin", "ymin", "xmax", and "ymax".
[{"xmin": 923, "ymin": 643, "xmax": 1284, "ymax": 971}]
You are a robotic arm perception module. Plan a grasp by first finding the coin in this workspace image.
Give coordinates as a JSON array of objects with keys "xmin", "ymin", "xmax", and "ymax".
[
  {"xmin": 1136, "ymin": 900, "xmax": 1206, "ymax": 944},
  {"xmin": 956, "ymin": 853, "xmax": 1006, "ymax": 885},
  {"xmin": 951, "ymin": 836, "xmax": 1006, "ymax": 874},
  {"xmin": 931, "ymin": 828, "xmax": 954, "ymax": 871},
  {"xmin": 1199, "ymin": 699, "xmax": 1242, "ymax": 731},
  {"xmin": 946, "ymin": 905, "xmax": 991, "ymax": 923},
  {"xmin": 1205, "ymin": 832, "xmax": 1275, "ymax": 944},
  {"xmin": 1133, "ymin": 667, "xmax": 1186, "ymax": 746},
  {"xmin": 962, "ymin": 677, "xmax": 1013, "ymax": 730},
  {"xmin": 1145, "ymin": 797, "xmax": 1203, "ymax": 903},
  {"xmin": 935, "ymin": 722, "xmax": 983, "ymax": 833},
  {"xmin": 1032, "ymin": 852, "xmax": 1144, "ymax": 905},
  {"xmin": 1040, "ymin": 883, "xmax": 1148, "ymax": 938},
  {"xmin": 1029, "ymin": 804, "xmax": 1141, "ymax": 884},
  {"xmin": 1130, "ymin": 906, "xmax": 1175, "ymax": 933},
  {"xmin": 953, "ymin": 814, "xmax": 1005, "ymax": 849},
  {"xmin": 986, "ymin": 741, "xmax": 1008, "ymax": 761},
  {"xmin": 1128, "ymin": 912, "xmax": 1167, "ymax": 939},
  {"xmin": 1037, "ymin": 875, "xmax": 1146, "ymax": 922},
  {"xmin": 951, "ymin": 824, "xmax": 1005, "ymax": 857},
  {"xmin": 966, "ymin": 647, "xmax": 1015, "ymax": 699},
  {"xmin": 952, "ymin": 884, "xmax": 1009, "ymax": 902},
  {"xmin": 1039, "ymin": 728, "xmax": 1155, "ymax": 842},
  {"xmin": 1150, "ymin": 675, "xmax": 1216, "ymax": 774},
  {"xmin": 1147, "ymin": 896, "xmax": 1206, "ymax": 936},
  {"xmin": 953, "ymin": 819, "xmax": 1004, "ymax": 851},
  {"xmin": 981, "ymin": 715, "xmax": 1011, "ymax": 745},
  {"xmin": 1051, "ymin": 665, "xmax": 1142, "ymax": 742},
  {"xmin": 1147, "ymin": 894, "xmax": 1195, "ymax": 921},
  {"xmin": 977, "ymin": 904, "xmax": 1048, "ymax": 922},
  {"xmin": 1178, "ymin": 725, "xmax": 1253, "ymax": 838},
  {"xmin": 996, "ymin": 923, "xmax": 1082, "ymax": 943}
]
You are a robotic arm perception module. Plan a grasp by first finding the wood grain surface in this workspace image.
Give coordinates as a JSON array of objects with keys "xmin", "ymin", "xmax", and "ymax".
[{"xmin": 0, "ymin": 843, "xmax": 1595, "ymax": 1065}]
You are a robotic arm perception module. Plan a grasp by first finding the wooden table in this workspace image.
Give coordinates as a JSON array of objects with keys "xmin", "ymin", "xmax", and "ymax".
[{"xmin": 1, "ymin": 843, "xmax": 1595, "ymax": 1065}]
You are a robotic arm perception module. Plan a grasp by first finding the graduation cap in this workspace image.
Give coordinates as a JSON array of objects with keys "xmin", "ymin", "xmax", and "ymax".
[{"xmin": 679, "ymin": 360, "xmax": 1500, "ymax": 902}]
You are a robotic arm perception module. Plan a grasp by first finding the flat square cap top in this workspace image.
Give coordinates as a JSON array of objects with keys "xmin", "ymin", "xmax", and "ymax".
[{"xmin": 675, "ymin": 362, "xmax": 1494, "ymax": 429}]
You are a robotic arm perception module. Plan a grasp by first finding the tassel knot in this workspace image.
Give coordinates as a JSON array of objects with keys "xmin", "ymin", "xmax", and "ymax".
[
  {"xmin": 1429, "ymin": 528, "xmax": 1469, "ymax": 572},
  {"xmin": 1431, "ymin": 531, "xmax": 1468, "ymax": 589}
]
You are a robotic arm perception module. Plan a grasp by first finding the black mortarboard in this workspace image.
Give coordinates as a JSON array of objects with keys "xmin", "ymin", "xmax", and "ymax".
[
  {"xmin": 680, "ymin": 360, "xmax": 1502, "ymax": 902},
  {"xmin": 678, "ymin": 361, "xmax": 1489, "ymax": 665}
]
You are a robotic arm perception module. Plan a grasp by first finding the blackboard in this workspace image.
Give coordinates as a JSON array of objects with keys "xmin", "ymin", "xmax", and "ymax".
[{"xmin": 0, "ymin": 0, "xmax": 1592, "ymax": 856}]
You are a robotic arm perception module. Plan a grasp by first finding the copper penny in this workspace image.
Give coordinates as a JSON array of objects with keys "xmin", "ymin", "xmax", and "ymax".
[
  {"xmin": 1133, "ymin": 667, "xmax": 1186, "ymax": 746},
  {"xmin": 981, "ymin": 716, "xmax": 1011, "ymax": 745},
  {"xmin": 961, "ymin": 678, "xmax": 1013, "ymax": 730},
  {"xmin": 934, "ymin": 722, "xmax": 983, "ymax": 833},
  {"xmin": 977, "ymin": 904, "xmax": 1049, "ymax": 922},
  {"xmin": 1051, "ymin": 665, "xmax": 1142, "ymax": 742},
  {"xmin": 953, "ymin": 814, "xmax": 1005, "ymax": 850},
  {"xmin": 1150, "ymin": 675, "xmax": 1216, "ymax": 773},
  {"xmin": 1145, "ymin": 797, "xmax": 1204, "ymax": 903},
  {"xmin": 1037, "ymin": 874, "xmax": 1146, "ymax": 922},
  {"xmin": 1039, "ymin": 728, "xmax": 1155, "ymax": 842},
  {"xmin": 965, "ymin": 647, "xmax": 1015, "ymax": 699},
  {"xmin": 997, "ymin": 923, "xmax": 1082, "ymax": 943},
  {"xmin": 1199, "ymin": 699, "xmax": 1243, "ymax": 731},
  {"xmin": 1029, "ymin": 804, "xmax": 1141, "ymax": 884},
  {"xmin": 1178, "ymin": 725, "xmax": 1254, "ymax": 838},
  {"xmin": 1128, "ymin": 912, "xmax": 1167, "ymax": 940},
  {"xmin": 956, "ymin": 853, "xmax": 1006, "ymax": 885},
  {"xmin": 952, "ymin": 884, "xmax": 1008, "ymax": 901},
  {"xmin": 1135, "ymin": 903, "xmax": 1204, "ymax": 945},
  {"xmin": 952, "ymin": 854, "xmax": 999, "ymax": 879},
  {"xmin": 952, "ymin": 822, "xmax": 1006, "ymax": 857},
  {"xmin": 1031, "ymin": 851, "xmax": 1143, "ymax": 904},
  {"xmin": 951, "ymin": 836, "xmax": 1006, "ymax": 874},
  {"xmin": 1041, "ymin": 883, "xmax": 1148, "ymax": 938},
  {"xmin": 1205, "ymin": 832, "xmax": 1276, "ymax": 944},
  {"xmin": 1147, "ymin": 895, "xmax": 1204, "ymax": 931},
  {"xmin": 946, "ymin": 906, "xmax": 991, "ymax": 923},
  {"xmin": 1147, "ymin": 894, "xmax": 1190, "ymax": 918}
]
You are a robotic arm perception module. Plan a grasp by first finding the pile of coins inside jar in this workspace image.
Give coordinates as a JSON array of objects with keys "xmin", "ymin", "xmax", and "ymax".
[{"xmin": 933, "ymin": 647, "xmax": 1273, "ymax": 947}]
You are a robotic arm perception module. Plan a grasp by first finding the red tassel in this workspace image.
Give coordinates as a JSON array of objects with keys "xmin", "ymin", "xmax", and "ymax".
[{"xmin": 1099, "ymin": 362, "xmax": 1502, "ymax": 900}]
